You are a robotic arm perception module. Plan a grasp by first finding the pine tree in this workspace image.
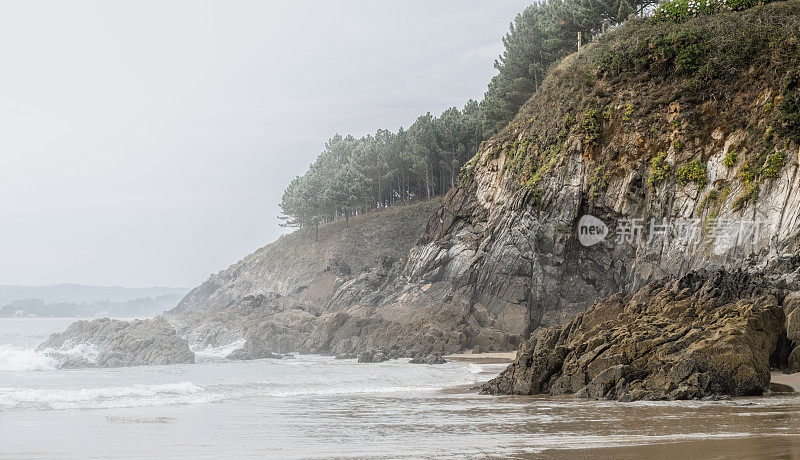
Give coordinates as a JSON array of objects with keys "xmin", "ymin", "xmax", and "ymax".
[{"xmin": 278, "ymin": 0, "xmax": 653, "ymax": 237}]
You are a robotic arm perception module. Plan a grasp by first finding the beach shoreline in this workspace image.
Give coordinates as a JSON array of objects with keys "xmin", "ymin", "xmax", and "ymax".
[
  {"xmin": 442, "ymin": 351, "xmax": 516, "ymax": 364},
  {"xmin": 771, "ymin": 371, "xmax": 800, "ymax": 393},
  {"xmin": 437, "ymin": 352, "xmax": 515, "ymax": 395}
]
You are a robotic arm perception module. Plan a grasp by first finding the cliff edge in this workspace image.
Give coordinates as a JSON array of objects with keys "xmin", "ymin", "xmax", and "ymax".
[{"xmin": 170, "ymin": 2, "xmax": 800, "ymax": 361}]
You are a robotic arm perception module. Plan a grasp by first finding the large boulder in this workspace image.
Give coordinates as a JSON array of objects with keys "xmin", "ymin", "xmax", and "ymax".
[
  {"xmin": 482, "ymin": 270, "xmax": 788, "ymax": 401},
  {"xmin": 38, "ymin": 317, "xmax": 195, "ymax": 368},
  {"xmin": 357, "ymin": 350, "xmax": 389, "ymax": 363},
  {"xmin": 783, "ymin": 291, "xmax": 800, "ymax": 340},
  {"xmin": 226, "ymin": 334, "xmax": 282, "ymax": 360}
]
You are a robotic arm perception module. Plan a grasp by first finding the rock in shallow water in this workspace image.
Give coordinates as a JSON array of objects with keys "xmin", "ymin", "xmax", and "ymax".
[
  {"xmin": 357, "ymin": 350, "xmax": 389, "ymax": 363},
  {"xmin": 482, "ymin": 270, "xmax": 789, "ymax": 401},
  {"xmin": 38, "ymin": 317, "xmax": 195, "ymax": 368},
  {"xmin": 409, "ymin": 354, "xmax": 446, "ymax": 365},
  {"xmin": 225, "ymin": 338, "xmax": 282, "ymax": 360},
  {"xmin": 222, "ymin": 332, "xmax": 299, "ymax": 360}
]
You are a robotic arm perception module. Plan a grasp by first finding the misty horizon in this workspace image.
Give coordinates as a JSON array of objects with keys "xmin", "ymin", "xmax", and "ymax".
[{"xmin": 1, "ymin": 0, "xmax": 528, "ymax": 288}]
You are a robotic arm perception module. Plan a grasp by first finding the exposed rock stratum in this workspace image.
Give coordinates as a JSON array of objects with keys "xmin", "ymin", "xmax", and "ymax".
[{"xmin": 482, "ymin": 270, "xmax": 791, "ymax": 400}]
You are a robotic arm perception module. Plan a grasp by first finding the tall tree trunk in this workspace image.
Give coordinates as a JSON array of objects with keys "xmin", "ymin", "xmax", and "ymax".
[
  {"xmin": 425, "ymin": 165, "xmax": 431, "ymax": 199},
  {"xmin": 451, "ymin": 147, "xmax": 456, "ymax": 187},
  {"xmin": 376, "ymin": 171, "xmax": 381, "ymax": 209}
]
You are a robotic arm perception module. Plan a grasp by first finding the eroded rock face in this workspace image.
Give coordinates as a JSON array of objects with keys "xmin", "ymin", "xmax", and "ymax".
[
  {"xmin": 38, "ymin": 317, "xmax": 194, "ymax": 368},
  {"xmin": 482, "ymin": 270, "xmax": 789, "ymax": 401},
  {"xmin": 169, "ymin": 200, "xmax": 520, "ymax": 358}
]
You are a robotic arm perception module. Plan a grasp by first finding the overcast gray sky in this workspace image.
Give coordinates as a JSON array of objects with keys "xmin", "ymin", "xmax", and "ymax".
[{"xmin": 0, "ymin": 0, "xmax": 529, "ymax": 288}]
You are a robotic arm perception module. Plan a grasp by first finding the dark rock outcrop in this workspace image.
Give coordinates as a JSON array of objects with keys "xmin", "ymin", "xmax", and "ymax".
[
  {"xmin": 38, "ymin": 317, "xmax": 195, "ymax": 368},
  {"xmin": 482, "ymin": 271, "xmax": 789, "ymax": 401},
  {"xmin": 326, "ymin": 258, "xmax": 352, "ymax": 277},
  {"xmin": 357, "ymin": 350, "xmax": 389, "ymax": 363},
  {"xmin": 410, "ymin": 353, "xmax": 447, "ymax": 365}
]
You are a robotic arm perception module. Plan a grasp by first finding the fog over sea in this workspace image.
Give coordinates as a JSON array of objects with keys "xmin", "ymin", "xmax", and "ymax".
[{"xmin": 3, "ymin": 318, "xmax": 800, "ymax": 459}]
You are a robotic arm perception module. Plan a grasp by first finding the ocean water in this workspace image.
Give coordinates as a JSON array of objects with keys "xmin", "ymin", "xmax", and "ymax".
[{"xmin": 3, "ymin": 318, "xmax": 800, "ymax": 459}]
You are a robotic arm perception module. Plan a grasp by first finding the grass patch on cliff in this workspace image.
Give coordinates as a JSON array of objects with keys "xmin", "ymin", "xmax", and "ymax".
[
  {"xmin": 648, "ymin": 152, "xmax": 672, "ymax": 187},
  {"xmin": 761, "ymin": 150, "xmax": 787, "ymax": 179},
  {"xmin": 653, "ymin": 0, "xmax": 779, "ymax": 23},
  {"xmin": 488, "ymin": 1, "xmax": 800, "ymax": 205},
  {"xmin": 595, "ymin": 6, "xmax": 800, "ymax": 103},
  {"xmin": 458, "ymin": 153, "xmax": 480, "ymax": 186},
  {"xmin": 676, "ymin": 160, "xmax": 709, "ymax": 188},
  {"xmin": 733, "ymin": 182, "xmax": 760, "ymax": 210},
  {"xmin": 735, "ymin": 148, "xmax": 787, "ymax": 189},
  {"xmin": 777, "ymin": 72, "xmax": 800, "ymax": 142},
  {"xmin": 581, "ymin": 108, "xmax": 602, "ymax": 146},
  {"xmin": 588, "ymin": 161, "xmax": 613, "ymax": 200},
  {"xmin": 723, "ymin": 150, "xmax": 738, "ymax": 168}
]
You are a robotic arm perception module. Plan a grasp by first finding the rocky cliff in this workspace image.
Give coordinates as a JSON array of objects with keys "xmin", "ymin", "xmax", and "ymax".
[
  {"xmin": 481, "ymin": 270, "xmax": 793, "ymax": 400},
  {"xmin": 167, "ymin": 200, "xmax": 506, "ymax": 357},
  {"xmin": 171, "ymin": 2, "xmax": 800, "ymax": 361},
  {"xmin": 396, "ymin": 3, "xmax": 800, "ymax": 346}
]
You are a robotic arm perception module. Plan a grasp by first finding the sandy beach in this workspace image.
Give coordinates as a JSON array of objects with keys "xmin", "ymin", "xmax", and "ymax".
[
  {"xmin": 771, "ymin": 371, "xmax": 800, "ymax": 393},
  {"xmin": 544, "ymin": 435, "xmax": 800, "ymax": 459},
  {"xmin": 442, "ymin": 351, "xmax": 517, "ymax": 364}
]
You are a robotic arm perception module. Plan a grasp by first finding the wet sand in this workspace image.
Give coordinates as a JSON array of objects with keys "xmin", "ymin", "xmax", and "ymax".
[
  {"xmin": 771, "ymin": 371, "xmax": 800, "ymax": 392},
  {"xmin": 443, "ymin": 351, "xmax": 517, "ymax": 364},
  {"xmin": 441, "ymin": 368, "xmax": 800, "ymax": 458},
  {"xmin": 543, "ymin": 435, "xmax": 800, "ymax": 459},
  {"xmin": 439, "ymin": 357, "xmax": 512, "ymax": 394}
]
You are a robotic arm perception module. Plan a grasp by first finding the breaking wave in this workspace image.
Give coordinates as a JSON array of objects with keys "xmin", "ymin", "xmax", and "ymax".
[
  {"xmin": 0, "ymin": 345, "xmax": 58, "ymax": 371},
  {"xmin": 0, "ymin": 382, "xmax": 211, "ymax": 410},
  {"xmin": 191, "ymin": 338, "xmax": 246, "ymax": 359},
  {"xmin": 0, "ymin": 341, "xmax": 100, "ymax": 371}
]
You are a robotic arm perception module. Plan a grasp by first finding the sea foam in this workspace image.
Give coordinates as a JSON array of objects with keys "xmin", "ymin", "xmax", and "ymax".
[
  {"xmin": 0, "ymin": 345, "xmax": 58, "ymax": 371},
  {"xmin": 191, "ymin": 338, "xmax": 246, "ymax": 359},
  {"xmin": 0, "ymin": 340, "xmax": 101, "ymax": 371},
  {"xmin": 0, "ymin": 382, "xmax": 210, "ymax": 410}
]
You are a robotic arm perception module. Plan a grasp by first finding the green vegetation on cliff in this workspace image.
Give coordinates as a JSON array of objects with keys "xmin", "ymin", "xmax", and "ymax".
[
  {"xmin": 282, "ymin": 0, "xmax": 800, "ymax": 238},
  {"xmin": 481, "ymin": 1, "xmax": 799, "ymax": 212},
  {"xmin": 654, "ymin": 0, "xmax": 779, "ymax": 23},
  {"xmin": 483, "ymin": 0, "xmax": 659, "ymax": 134}
]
